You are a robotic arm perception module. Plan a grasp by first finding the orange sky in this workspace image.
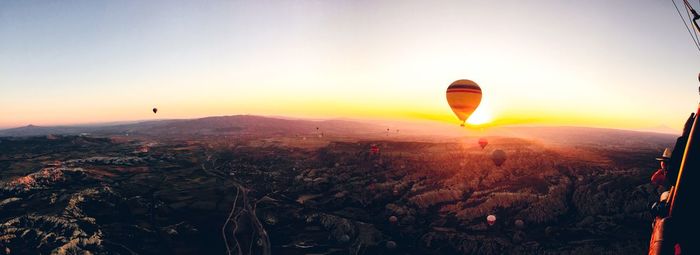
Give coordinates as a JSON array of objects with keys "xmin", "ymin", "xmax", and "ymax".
[{"xmin": 1, "ymin": 1, "xmax": 699, "ymax": 131}]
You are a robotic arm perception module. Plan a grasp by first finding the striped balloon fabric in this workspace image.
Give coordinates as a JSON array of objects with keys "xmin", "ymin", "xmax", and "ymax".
[{"xmin": 446, "ymin": 79, "xmax": 482, "ymax": 125}]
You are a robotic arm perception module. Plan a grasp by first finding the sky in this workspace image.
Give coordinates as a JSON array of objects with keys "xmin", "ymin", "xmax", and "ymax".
[{"xmin": 1, "ymin": 0, "xmax": 700, "ymax": 131}]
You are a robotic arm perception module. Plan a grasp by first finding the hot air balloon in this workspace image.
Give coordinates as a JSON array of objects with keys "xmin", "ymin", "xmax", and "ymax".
[
  {"xmin": 446, "ymin": 79, "xmax": 482, "ymax": 126},
  {"xmin": 152, "ymin": 107, "xmax": 158, "ymax": 114},
  {"xmin": 478, "ymin": 138, "xmax": 488, "ymax": 149},
  {"xmin": 492, "ymin": 149, "xmax": 506, "ymax": 167},
  {"xmin": 370, "ymin": 144, "xmax": 380, "ymax": 155},
  {"xmin": 515, "ymin": 219, "xmax": 525, "ymax": 229},
  {"xmin": 389, "ymin": 216, "xmax": 398, "ymax": 224},
  {"xmin": 487, "ymin": 214, "xmax": 497, "ymax": 226}
]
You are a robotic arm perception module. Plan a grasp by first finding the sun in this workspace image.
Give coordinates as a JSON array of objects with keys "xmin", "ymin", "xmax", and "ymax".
[{"xmin": 466, "ymin": 104, "xmax": 492, "ymax": 125}]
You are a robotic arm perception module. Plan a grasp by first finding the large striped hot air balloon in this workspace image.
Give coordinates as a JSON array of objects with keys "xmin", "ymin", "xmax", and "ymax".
[{"xmin": 446, "ymin": 79, "xmax": 482, "ymax": 126}]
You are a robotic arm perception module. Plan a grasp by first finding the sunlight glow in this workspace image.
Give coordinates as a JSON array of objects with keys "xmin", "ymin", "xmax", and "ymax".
[
  {"xmin": 466, "ymin": 105, "xmax": 492, "ymax": 125},
  {"xmin": 0, "ymin": 1, "xmax": 695, "ymax": 131}
]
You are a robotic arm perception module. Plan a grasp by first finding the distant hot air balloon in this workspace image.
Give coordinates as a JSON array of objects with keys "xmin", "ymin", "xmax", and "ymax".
[
  {"xmin": 492, "ymin": 150, "xmax": 506, "ymax": 167},
  {"xmin": 515, "ymin": 219, "xmax": 525, "ymax": 229},
  {"xmin": 446, "ymin": 79, "xmax": 482, "ymax": 126},
  {"xmin": 389, "ymin": 216, "xmax": 398, "ymax": 224},
  {"xmin": 487, "ymin": 214, "xmax": 497, "ymax": 226},
  {"xmin": 370, "ymin": 144, "xmax": 380, "ymax": 155},
  {"xmin": 478, "ymin": 138, "xmax": 488, "ymax": 149},
  {"xmin": 152, "ymin": 107, "xmax": 158, "ymax": 114}
]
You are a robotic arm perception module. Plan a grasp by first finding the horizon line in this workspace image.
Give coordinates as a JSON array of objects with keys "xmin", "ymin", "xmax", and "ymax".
[{"xmin": 0, "ymin": 114, "xmax": 681, "ymax": 136}]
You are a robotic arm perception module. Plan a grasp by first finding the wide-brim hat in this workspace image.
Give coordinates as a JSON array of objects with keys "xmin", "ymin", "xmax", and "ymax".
[{"xmin": 656, "ymin": 148, "xmax": 672, "ymax": 161}]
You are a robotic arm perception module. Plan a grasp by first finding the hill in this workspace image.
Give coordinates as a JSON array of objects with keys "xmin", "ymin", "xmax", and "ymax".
[
  {"xmin": 0, "ymin": 116, "xmax": 679, "ymax": 149},
  {"xmin": 498, "ymin": 126, "xmax": 677, "ymax": 149},
  {"xmin": 0, "ymin": 115, "xmax": 382, "ymax": 138}
]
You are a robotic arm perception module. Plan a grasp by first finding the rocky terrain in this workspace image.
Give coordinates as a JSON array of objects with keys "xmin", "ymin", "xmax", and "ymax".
[{"xmin": 0, "ymin": 117, "xmax": 675, "ymax": 254}]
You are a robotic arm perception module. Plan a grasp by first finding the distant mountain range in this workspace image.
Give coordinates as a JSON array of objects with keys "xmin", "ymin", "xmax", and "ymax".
[
  {"xmin": 498, "ymin": 126, "xmax": 677, "ymax": 149},
  {"xmin": 0, "ymin": 115, "xmax": 678, "ymax": 148},
  {"xmin": 0, "ymin": 124, "xmax": 90, "ymax": 137},
  {"xmin": 0, "ymin": 115, "xmax": 381, "ymax": 138}
]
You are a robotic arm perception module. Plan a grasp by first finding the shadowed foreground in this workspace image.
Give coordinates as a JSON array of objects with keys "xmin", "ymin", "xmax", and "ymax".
[{"xmin": 0, "ymin": 130, "xmax": 670, "ymax": 254}]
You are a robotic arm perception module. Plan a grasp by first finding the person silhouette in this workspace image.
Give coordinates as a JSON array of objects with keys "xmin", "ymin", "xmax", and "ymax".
[{"xmin": 651, "ymin": 148, "xmax": 672, "ymax": 186}]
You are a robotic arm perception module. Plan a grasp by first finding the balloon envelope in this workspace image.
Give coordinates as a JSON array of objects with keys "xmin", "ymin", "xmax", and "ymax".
[
  {"xmin": 389, "ymin": 216, "xmax": 398, "ymax": 224},
  {"xmin": 487, "ymin": 215, "xmax": 497, "ymax": 225},
  {"xmin": 370, "ymin": 144, "xmax": 380, "ymax": 154},
  {"xmin": 446, "ymin": 79, "xmax": 482, "ymax": 125},
  {"xmin": 478, "ymin": 138, "xmax": 488, "ymax": 149},
  {"xmin": 152, "ymin": 108, "xmax": 158, "ymax": 114},
  {"xmin": 515, "ymin": 219, "xmax": 525, "ymax": 229},
  {"xmin": 492, "ymin": 150, "xmax": 506, "ymax": 167}
]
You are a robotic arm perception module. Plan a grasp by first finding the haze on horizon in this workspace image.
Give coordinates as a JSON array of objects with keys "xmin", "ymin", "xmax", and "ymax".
[{"xmin": 1, "ymin": 0, "xmax": 700, "ymax": 131}]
